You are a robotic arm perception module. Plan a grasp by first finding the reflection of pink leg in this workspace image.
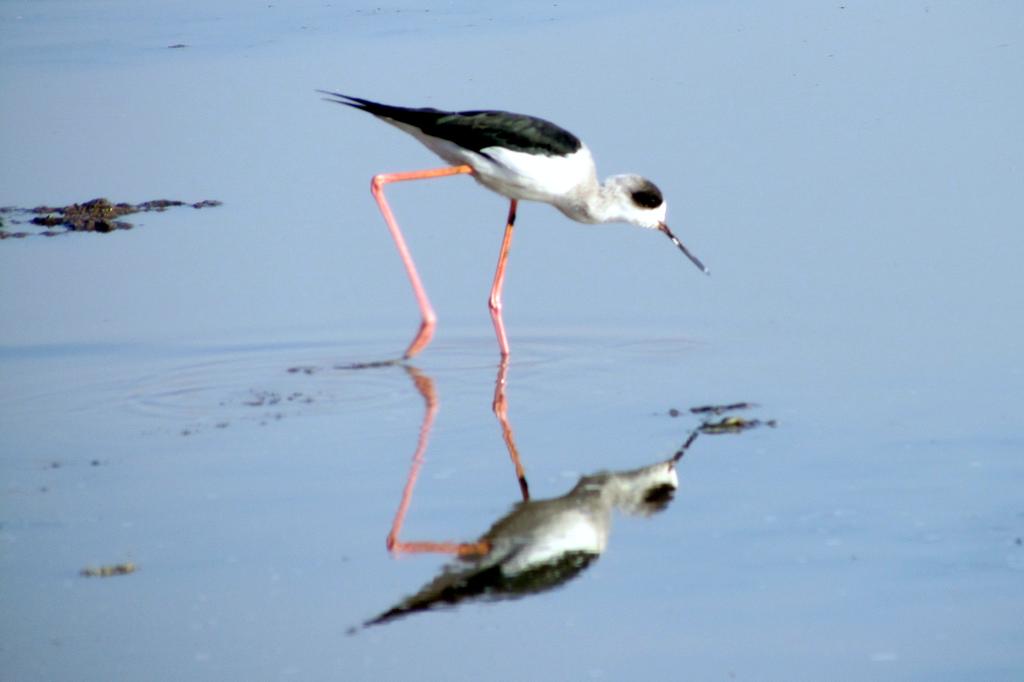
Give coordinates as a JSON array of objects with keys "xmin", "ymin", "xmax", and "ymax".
[
  {"xmin": 370, "ymin": 165, "xmax": 474, "ymax": 359},
  {"xmin": 386, "ymin": 367, "xmax": 490, "ymax": 557},
  {"xmin": 493, "ymin": 357, "xmax": 529, "ymax": 501},
  {"xmin": 392, "ymin": 539, "xmax": 491, "ymax": 557},
  {"xmin": 384, "ymin": 364, "xmax": 530, "ymax": 557},
  {"xmin": 488, "ymin": 200, "xmax": 518, "ymax": 358}
]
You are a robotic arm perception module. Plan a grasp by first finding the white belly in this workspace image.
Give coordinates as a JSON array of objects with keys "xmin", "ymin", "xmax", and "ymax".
[{"xmin": 411, "ymin": 130, "xmax": 598, "ymax": 203}]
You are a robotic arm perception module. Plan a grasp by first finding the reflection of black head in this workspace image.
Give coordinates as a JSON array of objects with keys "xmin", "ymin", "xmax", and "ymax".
[
  {"xmin": 641, "ymin": 483, "xmax": 677, "ymax": 514},
  {"xmin": 588, "ymin": 459, "xmax": 679, "ymax": 517}
]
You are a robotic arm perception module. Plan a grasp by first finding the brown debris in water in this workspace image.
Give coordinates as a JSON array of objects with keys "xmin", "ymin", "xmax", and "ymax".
[
  {"xmin": 689, "ymin": 402, "xmax": 759, "ymax": 415},
  {"xmin": 666, "ymin": 401, "xmax": 777, "ymax": 434},
  {"xmin": 80, "ymin": 562, "xmax": 137, "ymax": 578},
  {"xmin": 699, "ymin": 416, "xmax": 778, "ymax": 434},
  {"xmin": 0, "ymin": 198, "xmax": 221, "ymax": 238}
]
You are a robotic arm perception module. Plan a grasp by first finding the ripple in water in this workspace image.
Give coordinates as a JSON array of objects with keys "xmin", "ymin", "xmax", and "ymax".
[{"xmin": 124, "ymin": 342, "xmax": 418, "ymax": 432}]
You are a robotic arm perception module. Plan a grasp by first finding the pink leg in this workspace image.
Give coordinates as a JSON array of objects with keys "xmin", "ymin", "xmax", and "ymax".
[
  {"xmin": 492, "ymin": 357, "xmax": 529, "ymax": 501},
  {"xmin": 370, "ymin": 165, "xmax": 474, "ymax": 359},
  {"xmin": 488, "ymin": 200, "xmax": 518, "ymax": 357},
  {"xmin": 386, "ymin": 366, "xmax": 490, "ymax": 558}
]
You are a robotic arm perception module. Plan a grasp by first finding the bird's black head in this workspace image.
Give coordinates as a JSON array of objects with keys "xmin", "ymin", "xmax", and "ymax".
[{"xmin": 629, "ymin": 180, "xmax": 664, "ymax": 210}]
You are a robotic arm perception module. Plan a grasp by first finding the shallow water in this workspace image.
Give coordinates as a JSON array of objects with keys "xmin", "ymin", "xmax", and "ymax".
[{"xmin": 2, "ymin": 1, "xmax": 1023, "ymax": 679}]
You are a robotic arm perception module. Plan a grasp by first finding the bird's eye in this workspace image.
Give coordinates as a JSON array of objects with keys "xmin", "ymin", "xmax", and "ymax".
[{"xmin": 630, "ymin": 187, "xmax": 663, "ymax": 209}]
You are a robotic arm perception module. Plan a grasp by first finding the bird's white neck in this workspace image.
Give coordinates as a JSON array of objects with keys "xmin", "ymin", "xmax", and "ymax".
[
  {"xmin": 555, "ymin": 178, "xmax": 618, "ymax": 224},
  {"xmin": 555, "ymin": 174, "xmax": 666, "ymax": 229}
]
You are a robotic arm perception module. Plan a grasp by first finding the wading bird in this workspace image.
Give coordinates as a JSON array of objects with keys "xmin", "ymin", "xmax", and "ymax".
[{"xmin": 320, "ymin": 91, "xmax": 708, "ymax": 359}]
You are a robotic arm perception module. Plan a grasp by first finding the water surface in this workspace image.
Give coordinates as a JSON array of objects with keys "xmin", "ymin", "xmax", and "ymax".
[{"xmin": 2, "ymin": 1, "xmax": 1022, "ymax": 679}]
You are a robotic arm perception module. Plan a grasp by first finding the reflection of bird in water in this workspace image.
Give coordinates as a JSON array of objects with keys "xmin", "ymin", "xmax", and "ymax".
[
  {"xmin": 365, "ymin": 456, "xmax": 682, "ymax": 628},
  {"xmin": 319, "ymin": 91, "xmax": 709, "ymax": 360}
]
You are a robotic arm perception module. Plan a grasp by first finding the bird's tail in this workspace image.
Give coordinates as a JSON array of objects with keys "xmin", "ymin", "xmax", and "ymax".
[
  {"xmin": 316, "ymin": 90, "xmax": 376, "ymax": 110},
  {"xmin": 317, "ymin": 90, "xmax": 440, "ymax": 119}
]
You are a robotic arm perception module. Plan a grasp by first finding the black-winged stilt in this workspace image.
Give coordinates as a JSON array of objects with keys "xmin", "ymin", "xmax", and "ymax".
[
  {"xmin": 320, "ymin": 91, "xmax": 709, "ymax": 360},
  {"xmin": 366, "ymin": 431, "xmax": 697, "ymax": 627}
]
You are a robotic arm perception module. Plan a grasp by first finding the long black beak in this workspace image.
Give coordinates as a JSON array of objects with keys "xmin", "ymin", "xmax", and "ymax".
[
  {"xmin": 671, "ymin": 430, "xmax": 700, "ymax": 464},
  {"xmin": 659, "ymin": 222, "xmax": 710, "ymax": 275}
]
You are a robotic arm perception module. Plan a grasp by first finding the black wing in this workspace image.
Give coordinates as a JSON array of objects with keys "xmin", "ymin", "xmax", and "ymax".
[{"xmin": 319, "ymin": 91, "xmax": 582, "ymax": 157}]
